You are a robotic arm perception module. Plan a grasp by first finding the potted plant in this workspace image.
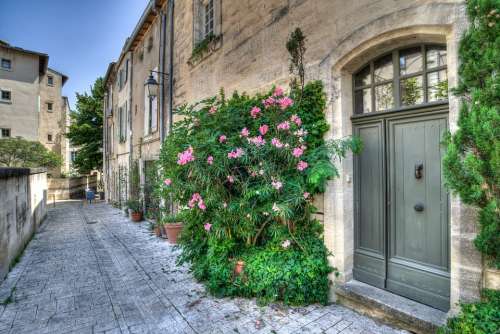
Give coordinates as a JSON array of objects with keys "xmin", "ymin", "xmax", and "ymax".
[
  {"xmin": 126, "ymin": 199, "xmax": 143, "ymax": 222},
  {"xmin": 163, "ymin": 214, "xmax": 183, "ymax": 244}
]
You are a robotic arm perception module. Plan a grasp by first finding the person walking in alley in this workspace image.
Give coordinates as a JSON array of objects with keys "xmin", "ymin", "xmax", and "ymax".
[{"xmin": 86, "ymin": 187, "xmax": 95, "ymax": 204}]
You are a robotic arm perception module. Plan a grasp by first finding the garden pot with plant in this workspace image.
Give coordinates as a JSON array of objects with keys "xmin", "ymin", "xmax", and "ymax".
[
  {"xmin": 234, "ymin": 260, "xmax": 245, "ymax": 276},
  {"xmin": 164, "ymin": 222, "xmax": 183, "ymax": 244},
  {"xmin": 126, "ymin": 199, "xmax": 143, "ymax": 222}
]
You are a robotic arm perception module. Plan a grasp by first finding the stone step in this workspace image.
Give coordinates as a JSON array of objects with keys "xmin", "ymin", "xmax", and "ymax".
[{"xmin": 335, "ymin": 280, "xmax": 448, "ymax": 334}]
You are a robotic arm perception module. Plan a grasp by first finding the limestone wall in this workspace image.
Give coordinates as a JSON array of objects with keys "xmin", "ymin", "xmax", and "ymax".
[
  {"xmin": 0, "ymin": 168, "xmax": 47, "ymax": 282},
  {"xmin": 47, "ymin": 175, "xmax": 98, "ymax": 200}
]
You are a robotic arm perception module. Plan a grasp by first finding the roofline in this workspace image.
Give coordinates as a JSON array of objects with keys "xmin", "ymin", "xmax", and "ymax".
[
  {"xmin": 103, "ymin": 62, "xmax": 116, "ymax": 87},
  {"xmin": 0, "ymin": 41, "xmax": 48, "ymax": 75},
  {"xmin": 48, "ymin": 67, "xmax": 69, "ymax": 86}
]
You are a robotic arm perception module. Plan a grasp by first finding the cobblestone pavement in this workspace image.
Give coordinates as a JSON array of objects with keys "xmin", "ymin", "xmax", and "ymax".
[{"xmin": 0, "ymin": 201, "xmax": 408, "ymax": 334}]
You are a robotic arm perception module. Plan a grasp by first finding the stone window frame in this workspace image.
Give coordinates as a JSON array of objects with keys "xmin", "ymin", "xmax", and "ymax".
[
  {"xmin": 47, "ymin": 75, "xmax": 54, "ymax": 86},
  {"xmin": 46, "ymin": 101, "xmax": 54, "ymax": 112},
  {"xmin": 193, "ymin": 0, "xmax": 222, "ymax": 46},
  {"xmin": 47, "ymin": 133, "xmax": 53, "ymax": 143}
]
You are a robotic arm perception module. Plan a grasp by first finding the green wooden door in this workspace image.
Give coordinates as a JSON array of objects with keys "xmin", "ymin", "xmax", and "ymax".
[{"xmin": 353, "ymin": 111, "xmax": 450, "ymax": 311}]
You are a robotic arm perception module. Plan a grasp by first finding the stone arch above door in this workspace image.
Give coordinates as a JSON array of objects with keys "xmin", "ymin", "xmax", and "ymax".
[{"xmin": 321, "ymin": 21, "xmax": 483, "ymax": 312}]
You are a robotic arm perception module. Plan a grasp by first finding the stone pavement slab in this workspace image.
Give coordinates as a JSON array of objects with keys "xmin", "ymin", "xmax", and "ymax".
[{"xmin": 0, "ymin": 201, "xmax": 408, "ymax": 334}]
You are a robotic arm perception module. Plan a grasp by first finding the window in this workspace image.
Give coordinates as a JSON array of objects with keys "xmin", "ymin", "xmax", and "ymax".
[
  {"xmin": 47, "ymin": 102, "xmax": 53, "ymax": 112},
  {"xmin": 1, "ymin": 58, "xmax": 11, "ymax": 70},
  {"xmin": 1, "ymin": 90, "xmax": 11, "ymax": 101},
  {"xmin": 71, "ymin": 151, "xmax": 77, "ymax": 162},
  {"xmin": 1, "ymin": 128, "xmax": 10, "ymax": 138},
  {"xmin": 47, "ymin": 75, "xmax": 54, "ymax": 86},
  {"xmin": 204, "ymin": 0, "xmax": 215, "ymax": 38},
  {"xmin": 47, "ymin": 134, "xmax": 53, "ymax": 142},
  {"xmin": 354, "ymin": 45, "xmax": 448, "ymax": 114},
  {"xmin": 119, "ymin": 102, "xmax": 127, "ymax": 142}
]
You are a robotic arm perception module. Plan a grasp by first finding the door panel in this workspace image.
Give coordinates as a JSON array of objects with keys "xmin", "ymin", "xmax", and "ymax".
[
  {"xmin": 353, "ymin": 111, "xmax": 450, "ymax": 311},
  {"xmin": 387, "ymin": 115, "xmax": 449, "ymax": 311},
  {"xmin": 353, "ymin": 121, "xmax": 386, "ymax": 288}
]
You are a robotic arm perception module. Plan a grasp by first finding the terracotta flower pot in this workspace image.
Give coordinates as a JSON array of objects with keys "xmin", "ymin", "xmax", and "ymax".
[
  {"xmin": 130, "ymin": 211, "xmax": 143, "ymax": 222},
  {"xmin": 234, "ymin": 260, "xmax": 245, "ymax": 276},
  {"xmin": 165, "ymin": 223, "xmax": 183, "ymax": 244}
]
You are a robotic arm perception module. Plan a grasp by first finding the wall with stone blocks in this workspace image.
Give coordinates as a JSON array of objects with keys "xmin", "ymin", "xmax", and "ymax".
[
  {"xmin": 0, "ymin": 168, "xmax": 47, "ymax": 282},
  {"xmin": 47, "ymin": 175, "xmax": 98, "ymax": 200}
]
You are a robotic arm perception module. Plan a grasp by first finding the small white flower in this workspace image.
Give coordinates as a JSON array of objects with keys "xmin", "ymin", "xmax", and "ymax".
[
  {"xmin": 272, "ymin": 203, "xmax": 280, "ymax": 212},
  {"xmin": 282, "ymin": 240, "xmax": 291, "ymax": 249},
  {"xmin": 259, "ymin": 169, "xmax": 265, "ymax": 175}
]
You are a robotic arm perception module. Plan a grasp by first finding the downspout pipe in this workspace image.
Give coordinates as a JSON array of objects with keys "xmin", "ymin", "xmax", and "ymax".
[
  {"xmin": 167, "ymin": 0, "xmax": 175, "ymax": 135},
  {"xmin": 159, "ymin": 7, "xmax": 167, "ymax": 142},
  {"xmin": 127, "ymin": 51, "xmax": 134, "ymax": 201}
]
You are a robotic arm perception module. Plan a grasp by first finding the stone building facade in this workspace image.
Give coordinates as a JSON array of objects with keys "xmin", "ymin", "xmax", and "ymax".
[
  {"xmin": 0, "ymin": 40, "xmax": 72, "ymax": 176},
  {"xmin": 103, "ymin": 0, "xmax": 495, "ymax": 321}
]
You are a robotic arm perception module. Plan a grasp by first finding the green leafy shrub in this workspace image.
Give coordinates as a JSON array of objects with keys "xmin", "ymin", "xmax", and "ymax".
[
  {"xmin": 438, "ymin": 290, "xmax": 500, "ymax": 334},
  {"xmin": 158, "ymin": 81, "xmax": 359, "ymax": 305},
  {"xmin": 442, "ymin": 0, "xmax": 500, "ymax": 267}
]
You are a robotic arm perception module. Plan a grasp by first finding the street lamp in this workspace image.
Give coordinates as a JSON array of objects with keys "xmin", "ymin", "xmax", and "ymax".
[{"xmin": 145, "ymin": 73, "xmax": 159, "ymax": 99}]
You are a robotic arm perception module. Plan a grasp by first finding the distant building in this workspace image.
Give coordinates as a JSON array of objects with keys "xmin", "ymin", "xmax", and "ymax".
[{"xmin": 0, "ymin": 40, "xmax": 72, "ymax": 176}]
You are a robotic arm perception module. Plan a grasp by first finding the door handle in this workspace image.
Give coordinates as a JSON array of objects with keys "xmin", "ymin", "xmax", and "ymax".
[
  {"xmin": 414, "ymin": 203, "xmax": 424, "ymax": 212},
  {"xmin": 415, "ymin": 162, "xmax": 424, "ymax": 179}
]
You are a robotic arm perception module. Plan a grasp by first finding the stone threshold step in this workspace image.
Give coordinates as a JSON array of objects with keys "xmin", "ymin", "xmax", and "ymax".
[{"xmin": 335, "ymin": 280, "xmax": 448, "ymax": 334}]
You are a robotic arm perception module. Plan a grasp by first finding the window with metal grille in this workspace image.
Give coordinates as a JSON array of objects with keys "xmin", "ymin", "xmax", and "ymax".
[{"xmin": 204, "ymin": 0, "xmax": 214, "ymax": 38}]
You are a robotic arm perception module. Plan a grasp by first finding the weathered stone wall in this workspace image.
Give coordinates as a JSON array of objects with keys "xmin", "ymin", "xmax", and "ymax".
[
  {"xmin": 47, "ymin": 175, "xmax": 98, "ymax": 200},
  {"xmin": 0, "ymin": 168, "xmax": 47, "ymax": 282}
]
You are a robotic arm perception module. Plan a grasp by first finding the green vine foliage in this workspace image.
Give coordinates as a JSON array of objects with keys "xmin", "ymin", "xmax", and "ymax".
[
  {"xmin": 442, "ymin": 0, "xmax": 500, "ymax": 268},
  {"xmin": 438, "ymin": 289, "xmax": 500, "ymax": 334},
  {"xmin": 158, "ymin": 81, "xmax": 360, "ymax": 304},
  {"xmin": 189, "ymin": 33, "xmax": 221, "ymax": 64}
]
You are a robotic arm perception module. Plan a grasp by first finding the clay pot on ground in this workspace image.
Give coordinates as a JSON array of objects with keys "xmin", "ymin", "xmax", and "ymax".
[
  {"xmin": 130, "ymin": 211, "xmax": 143, "ymax": 222},
  {"xmin": 165, "ymin": 223, "xmax": 183, "ymax": 244},
  {"xmin": 234, "ymin": 260, "xmax": 245, "ymax": 276}
]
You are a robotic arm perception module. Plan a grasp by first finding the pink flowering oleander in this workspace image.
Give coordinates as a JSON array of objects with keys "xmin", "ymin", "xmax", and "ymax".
[
  {"xmin": 188, "ymin": 192, "xmax": 204, "ymax": 208},
  {"xmin": 271, "ymin": 138, "xmax": 284, "ymax": 148},
  {"xmin": 271, "ymin": 180, "xmax": 283, "ymax": 190},
  {"xmin": 177, "ymin": 146, "xmax": 195, "ymax": 165},
  {"xmin": 207, "ymin": 156, "xmax": 214, "ymax": 165},
  {"xmin": 209, "ymin": 106, "xmax": 217, "ymax": 114},
  {"xmin": 290, "ymin": 114, "xmax": 302, "ymax": 126},
  {"xmin": 248, "ymin": 135, "xmax": 266, "ymax": 147},
  {"xmin": 219, "ymin": 135, "xmax": 227, "ymax": 143},
  {"xmin": 297, "ymin": 160, "xmax": 308, "ymax": 171},
  {"xmin": 262, "ymin": 97, "xmax": 275, "ymax": 108},
  {"xmin": 279, "ymin": 97, "xmax": 294, "ymax": 110},
  {"xmin": 295, "ymin": 128, "xmax": 308, "ymax": 137},
  {"xmin": 198, "ymin": 200, "xmax": 207, "ymax": 211},
  {"xmin": 250, "ymin": 106, "xmax": 261, "ymax": 118},
  {"xmin": 227, "ymin": 175, "xmax": 235, "ymax": 183},
  {"xmin": 277, "ymin": 121, "xmax": 290, "ymax": 131},
  {"xmin": 228, "ymin": 148, "xmax": 244, "ymax": 159},
  {"xmin": 164, "ymin": 178, "xmax": 172, "ymax": 186},
  {"xmin": 273, "ymin": 86, "xmax": 284, "ymax": 97},
  {"xmin": 292, "ymin": 147, "xmax": 304, "ymax": 158},
  {"xmin": 303, "ymin": 192, "xmax": 310, "ymax": 199},
  {"xmin": 204, "ymin": 223, "xmax": 212, "ymax": 231},
  {"xmin": 240, "ymin": 127, "xmax": 249, "ymax": 137},
  {"xmin": 259, "ymin": 124, "xmax": 269, "ymax": 136}
]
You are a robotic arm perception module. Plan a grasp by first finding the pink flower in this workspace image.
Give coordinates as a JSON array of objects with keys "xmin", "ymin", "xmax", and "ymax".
[
  {"xmin": 250, "ymin": 106, "xmax": 261, "ymax": 118},
  {"xmin": 295, "ymin": 128, "xmax": 307, "ymax": 137},
  {"xmin": 209, "ymin": 106, "xmax": 217, "ymax": 114},
  {"xmin": 273, "ymin": 86, "xmax": 284, "ymax": 97},
  {"xmin": 198, "ymin": 200, "xmax": 207, "ymax": 211},
  {"xmin": 204, "ymin": 223, "xmax": 212, "ymax": 231},
  {"xmin": 271, "ymin": 138, "xmax": 284, "ymax": 148},
  {"xmin": 297, "ymin": 161, "xmax": 308, "ymax": 171},
  {"xmin": 228, "ymin": 148, "xmax": 244, "ymax": 159},
  {"xmin": 219, "ymin": 135, "xmax": 227, "ymax": 143},
  {"xmin": 263, "ymin": 97, "xmax": 276, "ymax": 108},
  {"xmin": 282, "ymin": 239, "xmax": 291, "ymax": 249},
  {"xmin": 177, "ymin": 146, "xmax": 195, "ymax": 165},
  {"xmin": 240, "ymin": 127, "xmax": 249, "ymax": 137},
  {"xmin": 290, "ymin": 114, "xmax": 302, "ymax": 126},
  {"xmin": 259, "ymin": 124, "xmax": 269, "ymax": 136},
  {"xmin": 164, "ymin": 178, "xmax": 172, "ymax": 186},
  {"xmin": 303, "ymin": 192, "xmax": 310, "ymax": 199},
  {"xmin": 227, "ymin": 175, "xmax": 235, "ymax": 183},
  {"xmin": 188, "ymin": 193, "xmax": 203, "ymax": 208},
  {"xmin": 248, "ymin": 136, "xmax": 266, "ymax": 147},
  {"xmin": 271, "ymin": 180, "xmax": 283, "ymax": 190},
  {"xmin": 277, "ymin": 121, "xmax": 290, "ymax": 131},
  {"xmin": 292, "ymin": 147, "xmax": 304, "ymax": 158},
  {"xmin": 207, "ymin": 156, "xmax": 214, "ymax": 165},
  {"xmin": 279, "ymin": 97, "xmax": 294, "ymax": 110}
]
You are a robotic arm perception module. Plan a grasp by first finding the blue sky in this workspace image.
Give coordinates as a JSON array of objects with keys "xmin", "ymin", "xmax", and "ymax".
[{"xmin": 0, "ymin": 0, "xmax": 148, "ymax": 109}]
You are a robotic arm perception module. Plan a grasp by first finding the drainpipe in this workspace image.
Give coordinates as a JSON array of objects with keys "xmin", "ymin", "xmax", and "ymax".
[
  {"xmin": 159, "ymin": 5, "xmax": 167, "ymax": 142},
  {"xmin": 128, "ymin": 51, "xmax": 134, "ymax": 201},
  {"xmin": 167, "ymin": 0, "xmax": 175, "ymax": 135}
]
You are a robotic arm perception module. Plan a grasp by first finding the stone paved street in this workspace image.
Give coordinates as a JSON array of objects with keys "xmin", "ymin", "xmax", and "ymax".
[{"xmin": 0, "ymin": 201, "xmax": 407, "ymax": 334}]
